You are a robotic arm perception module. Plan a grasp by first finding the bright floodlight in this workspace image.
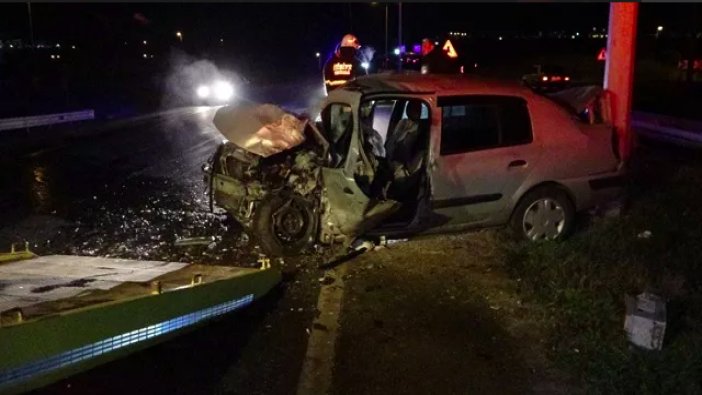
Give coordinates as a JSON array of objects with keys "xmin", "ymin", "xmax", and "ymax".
[
  {"xmin": 213, "ymin": 81, "xmax": 234, "ymax": 101},
  {"xmin": 393, "ymin": 48, "xmax": 400, "ymax": 55},
  {"xmin": 196, "ymin": 85, "xmax": 211, "ymax": 99},
  {"xmin": 361, "ymin": 62, "xmax": 370, "ymax": 70}
]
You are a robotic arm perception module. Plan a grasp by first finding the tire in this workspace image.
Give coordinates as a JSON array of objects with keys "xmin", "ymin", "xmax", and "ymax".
[
  {"xmin": 510, "ymin": 186, "xmax": 575, "ymax": 241},
  {"xmin": 252, "ymin": 193, "xmax": 317, "ymax": 257}
]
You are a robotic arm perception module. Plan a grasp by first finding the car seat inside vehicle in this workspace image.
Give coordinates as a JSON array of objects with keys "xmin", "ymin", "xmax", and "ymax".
[{"xmin": 374, "ymin": 99, "xmax": 431, "ymax": 226}]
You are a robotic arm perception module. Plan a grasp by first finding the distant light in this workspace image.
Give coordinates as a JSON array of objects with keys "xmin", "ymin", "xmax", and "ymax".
[
  {"xmin": 474, "ymin": 63, "xmax": 478, "ymax": 68},
  {"xmin": 657, "ymin": 25, "xmax": 664, "ymax": 32},
  {"xmin": 361, "ymin": 61, "xmax": 369, "ymax": 70},
  {"xmin": 576, "ymin": 32, "xmax": 580, "ymax": 36},
  {"xmin": 394, "ymin": 48, "xmax": 400, "ymax": 55},
  {"xmin": 593, "ymin": 27, "xmax": 597, "ymax": 32},
  {"xmin": 542, "ymin": 76, "xmax": 548, "ymax": 81},
  {"xmin": 213, "ymin": 81, "xmax": 234, "ymax": 101},
  {"xmin": 571, "ymin": 35, "xmax": 576, "ymax": 39},
  {"xmin": 50, "ymin": 55, "xmax": 55, "ymax": 59},
  {"xmin": 143, "ymin": 40, "xmax": 147, "ymax": 45},
  {"xmin": 565, "ymin": 76, "xmax": 570, "ymax": 81},
  {"xmin": 71, "ymin": 45, "xmax": 76, "ymax": 49},
  {"xmin": 124, "ymin": 41, "xmax": 128, "ymax": 46},
  {"xmin": 143, "ymin": 53, "xmax": 147, "ymax": 58},
  {"xmin": 196, "ymin": 85, "xmax": 210, "ymax": 99},
  {"xmin": 56, "ymin": 55, "xmax": 60, "ymax": 59},
  {"xmin": 315, "ymin": 52, "xmax": 320, "ymax": 58},
  {"xmin": 9, "ymin": 44, "xmax": 13, "ymax": 48},
  {"xmin": 434, "ymin": 41, "xmax": 439, "ymax": 45},
  {"xmin": 498, "ymin": 36, "xmax": 503, "ymax": 41},
  {"xmin": 220, "ymin": 38, "xmax": 224, "ymax": 43},
  {"xmin": 176, "ymin": 31, "xmax": 182, "ymax": 37}
]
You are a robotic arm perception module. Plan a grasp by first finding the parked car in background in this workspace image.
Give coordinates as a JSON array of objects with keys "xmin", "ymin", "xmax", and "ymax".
[
  {"xmin": 204, "ymin": 73, "xmax": 624, "ymax": 256},
  {"xmin": 522, "ymin": 64, "xmax": 572, "ymax": 92}
]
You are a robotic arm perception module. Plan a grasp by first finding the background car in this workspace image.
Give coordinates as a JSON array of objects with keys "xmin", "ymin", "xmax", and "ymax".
[
  {"xmin": 522, "ymin": 64, "xmax": 572, "ymax": 92},
  {"xmin": 194, "ymin": 80, "xmax": 236, "ymax": 105}
]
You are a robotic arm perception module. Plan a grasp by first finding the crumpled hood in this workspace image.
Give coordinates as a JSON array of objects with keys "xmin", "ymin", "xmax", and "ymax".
[{"xmin": 213, "ymin": 104, "xmax": 306, "ymax": 158}]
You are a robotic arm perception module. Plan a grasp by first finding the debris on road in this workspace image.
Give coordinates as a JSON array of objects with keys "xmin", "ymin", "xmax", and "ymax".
[
  {"xmin": 637, "ymin": 230, "xmax": 653, "ymax": 239},
  {"xmin": 624, "ymin": 292, "xmax": 667, "ymax": 350},
  {"xmin": 174, "ymin": 236, "xmax": 216, "ymax": 246}
]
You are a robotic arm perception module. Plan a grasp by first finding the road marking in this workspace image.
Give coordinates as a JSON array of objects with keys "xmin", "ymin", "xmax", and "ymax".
[{"xmin": 296, "ymin": 265, "xmax": 347, "ymax": 395}]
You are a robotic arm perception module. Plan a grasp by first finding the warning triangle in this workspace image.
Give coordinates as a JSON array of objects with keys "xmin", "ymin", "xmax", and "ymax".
[
  {"xmin": 442, "ymin": 40, "xmax": 458, "ymax": 58},
  {"xmin": 597, "ymin": 48, "xmax": 606, "ymax": 61}
]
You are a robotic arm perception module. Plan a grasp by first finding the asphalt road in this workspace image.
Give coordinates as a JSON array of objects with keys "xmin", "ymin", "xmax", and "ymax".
[{"xmin": 0, "ymin": 81, "xmax": 327, "ymax": 394}]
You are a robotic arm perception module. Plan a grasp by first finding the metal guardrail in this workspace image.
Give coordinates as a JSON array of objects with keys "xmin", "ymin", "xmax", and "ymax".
[
  {"xmin": 0, "ymin": 110, "xmax": 94, "ymax": 132},
  {"xmin": 632, "ymin": 112, "xmax": 702, "ymax": 148}
]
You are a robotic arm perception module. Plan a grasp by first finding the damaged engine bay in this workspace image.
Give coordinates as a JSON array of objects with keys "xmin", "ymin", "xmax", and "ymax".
[{"xmin": 204, "ymin": 104, "xmax": 330, "ymax": 256}]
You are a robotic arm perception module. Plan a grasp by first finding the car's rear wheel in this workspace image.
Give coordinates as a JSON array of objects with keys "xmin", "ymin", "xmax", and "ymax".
[
  {"xmin": 253, "ymin": 193, "xmax": 317, "ymax": 256},
  {"xmin": 510, "ymin": 186, "xmax": 575, "ymax": 241}
]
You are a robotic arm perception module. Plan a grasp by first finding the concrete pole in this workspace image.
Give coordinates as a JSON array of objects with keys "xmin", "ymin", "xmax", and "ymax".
[{"xmin": 604, "ymin": 2, "xmax": 639, "ymax": 162}]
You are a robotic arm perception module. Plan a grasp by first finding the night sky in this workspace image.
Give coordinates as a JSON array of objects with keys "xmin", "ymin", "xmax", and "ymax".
[{"xmin": 0, "ymin": 3, "xmax": 695, "ymax": 54}]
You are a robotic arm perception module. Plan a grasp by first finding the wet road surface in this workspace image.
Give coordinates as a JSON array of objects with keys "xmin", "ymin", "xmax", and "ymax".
[{"xmin": 0, "ymin": 86, "xmax": 326, "ymax": 394}]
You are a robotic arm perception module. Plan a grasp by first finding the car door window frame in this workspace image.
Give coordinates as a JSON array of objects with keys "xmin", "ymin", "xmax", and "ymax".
[{"xmin": 320, "ymin": 102, "xmax": 355, "ymax": 168}]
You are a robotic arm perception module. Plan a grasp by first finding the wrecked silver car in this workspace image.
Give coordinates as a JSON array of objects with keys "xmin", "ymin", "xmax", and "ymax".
[{"xmin": 204, "ymin": 74, "xmax": 625, "ymax": 256}]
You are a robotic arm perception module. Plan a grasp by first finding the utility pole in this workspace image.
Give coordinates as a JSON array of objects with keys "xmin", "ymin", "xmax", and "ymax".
[
  {"xmin": 27, "ymin": 2, "xmax": 35, "ymax": 48},
  {"xmin": 604, "ymin": 2, "xmax": 638, "ymax": 163},
  {"xmin": 384, "ymin": 3, "xmax": 388, "ymax": 57},
  {"xmin": 398, "ymin": 2, "xmax": 402, "ymax": 71}
]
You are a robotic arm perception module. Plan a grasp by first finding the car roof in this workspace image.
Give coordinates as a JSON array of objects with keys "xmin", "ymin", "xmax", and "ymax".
[{"xmin": 342, "ymin": 72, "xmax": 533, "ymax": 97}]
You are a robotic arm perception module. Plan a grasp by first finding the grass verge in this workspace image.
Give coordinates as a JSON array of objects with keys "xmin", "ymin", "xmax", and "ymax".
[{"xmin": 501, "ymin": 144, "xmax": 702, "ymax": 394}]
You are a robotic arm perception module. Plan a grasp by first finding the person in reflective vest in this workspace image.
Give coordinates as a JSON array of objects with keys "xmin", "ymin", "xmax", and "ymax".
[{"xmin": 323, "ymin": 34, "xmax": 365, "ymax": 94}]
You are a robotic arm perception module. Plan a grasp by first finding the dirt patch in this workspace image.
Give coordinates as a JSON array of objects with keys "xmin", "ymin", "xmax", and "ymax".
[{"xmin": 332, "ymin": 231, "xmax": 576, "ymax": 395}]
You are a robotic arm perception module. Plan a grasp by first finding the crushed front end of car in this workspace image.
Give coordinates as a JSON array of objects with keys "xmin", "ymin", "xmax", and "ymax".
[{"xmin": 203, "ymin": 103, "xmax": 328, "ymax": 256}]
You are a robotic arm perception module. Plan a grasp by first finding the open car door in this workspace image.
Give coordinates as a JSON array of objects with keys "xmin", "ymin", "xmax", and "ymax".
[{"xmin": 318, "ymin": 89, "xmax": 400, "ymax": 246}]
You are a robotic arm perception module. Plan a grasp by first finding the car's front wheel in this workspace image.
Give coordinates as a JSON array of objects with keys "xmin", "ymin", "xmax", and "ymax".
[
  {"xmin": 510, "ymin": 186, "xmax": 575, "ymax": 241},
  {"xmin": 253, "ymin": 193, "xmax": 317, "ymax": 256}
]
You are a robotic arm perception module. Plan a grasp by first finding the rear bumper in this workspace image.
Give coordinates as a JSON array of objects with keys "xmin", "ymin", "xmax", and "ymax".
[{"xmin": 560, "ymin": 170, "xmax": 627, "ymax": 211}]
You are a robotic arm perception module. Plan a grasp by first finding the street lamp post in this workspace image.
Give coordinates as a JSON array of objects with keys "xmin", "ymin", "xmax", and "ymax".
[
  {"xmin": 27, "ymin": 2, "xmax": 35, "ymax": 48},
  {"xmin": 315, "ymin": 52, "xmax": 321, "ymax": 70},
  {"xmin": 656, "ymin": 25, "xmax": 663, "ymax": 39},
  {"xmin": 176, "ymin": 31, "xmax": 183, "ymax": 43},
  {"xmin": 385, "ymin": 4, "xmax": 388, "ymax": 58},
  {"xmin": 398, "ymin": 2, "xmax": 402, "ymax": 71}
]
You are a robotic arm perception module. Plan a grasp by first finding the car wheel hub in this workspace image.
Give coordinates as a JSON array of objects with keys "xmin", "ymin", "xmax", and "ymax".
[
  {"xmin": 272, "ymin": 199, "xmax": 308, "ymax": 243},
  {"xmin": 522, "ymin": 198, "xmax": 565, "ymax": 241}
]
